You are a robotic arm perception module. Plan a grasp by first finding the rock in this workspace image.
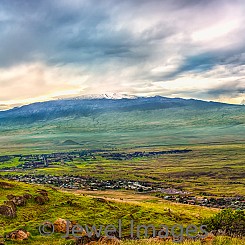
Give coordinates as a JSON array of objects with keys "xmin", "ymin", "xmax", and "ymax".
[
  {"xmin": 34, "ymin": 195, "xmax": 49, "ymax": 205},
  {"xmin": 23, "ymin": 193, "xmax": 32, "ymax": 200},
  {"xmin": 34, "ymin": 190, "xmax": 49, "ymax": 204},
  {"xmin": 42, "ymin": 221, "xmax": 53, "ymax": 230},
  {"xmin": 8, "ymin": 196, "xmax": 27, "ymax": 207},
  {"xmin": 201, "ymin": 233, "xmax": 215, "ymax": 243},
  {"xmin": 37, "ymin": 189, "xmax": 48, "ymax": 196},
  {"xmin": 0, "ymin": 205, "xmax": 16, "ymax": 218},
  {"xmin": 3, "ymin": 201, "xmax": 16, "ymax": 212},
  {"xmin": 6, "ymin": 194, "xmax": 15, "ymax": 200},
  {"xmin": 6, "ymin": 229, "xmax": 30, "ymax": 241},
  {"xmin": 54, "ymin": 218, "xmax": 72, "ymax": 233}
]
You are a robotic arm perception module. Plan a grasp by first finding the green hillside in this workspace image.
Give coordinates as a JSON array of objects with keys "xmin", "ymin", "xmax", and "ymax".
[
  {"xmin": 0, "ymin": 106, "xmax": 244, "ymax": 154},
  {"xmin": 1, "ymin": 179, "xmax": 245, "ymax": 244}
]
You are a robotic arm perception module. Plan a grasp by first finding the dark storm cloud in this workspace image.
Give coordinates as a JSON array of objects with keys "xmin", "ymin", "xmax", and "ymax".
[
  {"xmin": 0, "ymin": 0, "xmax": 114, "ymax": 66},
  {"xmin": 0, "ymin": 0, "xmax": 167, "ymax": 66},
  {"xmin": 0, "ymin": 0, "xmax": 242, "ymax": 67},
  {"xmin": 0, "ymin": 0, "xmax": 206, "ymax": 67}
]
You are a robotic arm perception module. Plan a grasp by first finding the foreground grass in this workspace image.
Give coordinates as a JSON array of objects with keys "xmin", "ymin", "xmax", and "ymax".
[
  {"xmin": 123, "ymin": 236, "xmax": 245, "ymax": 245},
  {"xmin": 0, "ymin": 179, "xmax": 220, "ymax": 244},
  {"xmin": 4, "ymin": 236, "xmax": 245, "ymax": 244}
]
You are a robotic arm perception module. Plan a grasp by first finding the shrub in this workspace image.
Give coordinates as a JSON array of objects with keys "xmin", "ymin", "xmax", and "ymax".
[{"xmin": 203, "ymin": 209, "xmax": 245, "ymax": 236}]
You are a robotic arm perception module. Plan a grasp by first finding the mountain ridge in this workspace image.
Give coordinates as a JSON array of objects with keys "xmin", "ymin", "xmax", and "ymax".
[
  {"xmin": 1, "ymin": 94, "xmax": 241, "ymax": 113},
  {"xmin": 0, "ymin": 94, "xmax": 244, "ymax": 152},
  {"xmin": 0, "ymin": 95, "xmax": 242, "ymax": 125},
  {"xmin": 0, "ymin": 95, "xmax": 243, "ymax": 126}
]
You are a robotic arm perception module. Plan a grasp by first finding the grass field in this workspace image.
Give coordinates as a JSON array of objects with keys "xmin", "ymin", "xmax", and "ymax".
[
  {"xmin": 1, "ymin": 179, "xmax": 244, "ymax": 244},
  {"xmin": 0, "ymin": 180, "xmax": 211, "ymax": 243},
  {"xmin": 0, "ymin": 106, "xmax": 244, "ymax": 155},
  {"xmin": 1, "ymin": 143, "xmax": 244, "ymax": 197}
]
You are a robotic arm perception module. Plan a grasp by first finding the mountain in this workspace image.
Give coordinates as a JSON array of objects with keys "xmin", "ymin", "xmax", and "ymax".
[
  {"xmin": 0, "ymin": 95, "xmax": 244, "ymax": 153},
  {"xmin": 68, "ymin": 92, "xmax": 137, "ymax": 100},
  {"xmin": 0, "ymin": 95, "xmax": 239, "ymax": 124}
]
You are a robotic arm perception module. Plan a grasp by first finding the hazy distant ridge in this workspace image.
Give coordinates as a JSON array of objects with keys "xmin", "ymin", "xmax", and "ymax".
[{"xmin": 0, "ymin": 95, "xmax": 240, "ymax": 125}]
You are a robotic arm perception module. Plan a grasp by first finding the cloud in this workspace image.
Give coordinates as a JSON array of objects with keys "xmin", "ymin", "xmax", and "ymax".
[
  {"xmin": 0, "ymin": 0, "xmax": 244, "ymax": 107},
  {"xmin": 204, "ymin": 80, "xmax": 245, "ymax": 97},
  {"xmin": 0, "ymin": 62, "xmax": 89, "ymax": 103}
]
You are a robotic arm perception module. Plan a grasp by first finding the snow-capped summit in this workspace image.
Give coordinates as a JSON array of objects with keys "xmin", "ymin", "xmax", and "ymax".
[{"xmin": 70, "ymin": 92, "xmax": 137, "ymax": 100}]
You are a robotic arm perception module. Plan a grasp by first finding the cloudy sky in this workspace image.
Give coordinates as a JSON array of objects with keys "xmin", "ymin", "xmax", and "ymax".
[{"xmin": 0, "ymin": 0, "xmax": 245, "ymax": 109}]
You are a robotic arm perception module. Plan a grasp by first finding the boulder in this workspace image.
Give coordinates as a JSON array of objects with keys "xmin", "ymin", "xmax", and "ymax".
[
  {"xmin": 34, "ymin": 195, "xmax": 49, "ymax": 205},
  {"xmin": 23, "ymin": 193, "xmax": 32, "ymax": 200},
  {"xmin": 6, "ymin": 229, "xmax": 30, "ymax": 241},
  {"xmin": 3, "ymin": 201, "xmax": 16, "ymax": 212},
  {"xmin": 37, "ymin": 189, "xmax": 48, "ymax": 196},
  {"xmin": 0, "ymin": 205, "xmax": 16, "ymax": 218},
  {"xmin": 34, "ymin": 190, "xmax": 49, "ymax": 205},
  {"xmin": 54, "ymin": 218, "xmax": 72, "ymax": 233},
  {"xmin": 8, "ymin": 196, "xmax": 27, "ymax": 207},
  {"xmin": 6, "ymin": 194, "xmax": 15, "ymax": 200}
]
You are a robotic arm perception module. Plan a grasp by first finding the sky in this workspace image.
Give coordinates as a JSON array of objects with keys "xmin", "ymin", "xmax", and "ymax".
[{"xmin": 0, "ymin": 0, "xmax": 244, "ymax": 110}]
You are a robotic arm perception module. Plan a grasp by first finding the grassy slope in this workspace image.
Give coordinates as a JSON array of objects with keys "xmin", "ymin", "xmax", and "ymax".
[
  {"xmin": 0, "ymin": 107, "xmax": 244, "ymax": 154},
  {"xmin": 0, "ymin": 180, "xmax": 244, "ymax": 244},
  {"xmin": 0, "ymin": 179, "xmax": 217, "ymax": 244}
]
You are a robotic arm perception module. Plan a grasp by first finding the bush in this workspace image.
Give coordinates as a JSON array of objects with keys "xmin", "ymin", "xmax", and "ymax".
[{"xmin": 203, "ymin": 209, "xmax": 245, "ymax": 236}]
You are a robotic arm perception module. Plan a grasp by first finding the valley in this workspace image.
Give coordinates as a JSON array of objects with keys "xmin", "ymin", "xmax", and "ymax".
[
  {"xmin": 0, "ymin": 143, "xmax": 244, "ymax": 208},
  {"xmin": 0, "ymin": 96, "xmax": 244, "ymax": 244}
]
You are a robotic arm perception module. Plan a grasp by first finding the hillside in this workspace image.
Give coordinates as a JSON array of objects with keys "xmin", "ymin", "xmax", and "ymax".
[
  {"xmin": 1, "ymin": 179, "xmax": 245, "ymax": 244},
  {"xmin": 0, "ymin": 96, "xmax": 240, "ymax": 124},
  {"xmin": 0, "ymin": 96, "xmax": 244, "ymax": 153}
]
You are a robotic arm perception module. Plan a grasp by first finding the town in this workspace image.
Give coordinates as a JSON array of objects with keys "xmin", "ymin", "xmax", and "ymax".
[
  {"xmin": 101, "ymin": 149, "xmax": 192, "ymax": 160},
  {"xmin": 0, "ymin": 149, "xmax": 192, "ymax": 170},
  {"xmin": 3, "ymin": 174, "xmax": 245, "ymax": 210}
]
